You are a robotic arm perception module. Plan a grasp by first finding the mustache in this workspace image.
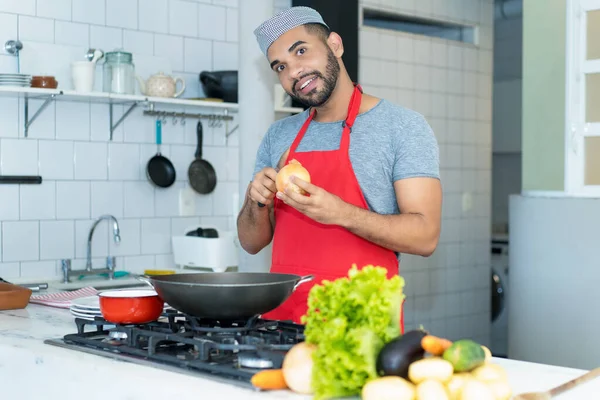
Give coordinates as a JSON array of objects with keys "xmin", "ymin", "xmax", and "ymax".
[{"xmin": 292, "ymin": 71, "xmax": 323, "ymax": 94}]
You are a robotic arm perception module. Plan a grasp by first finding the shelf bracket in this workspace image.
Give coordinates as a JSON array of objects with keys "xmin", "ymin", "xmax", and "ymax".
[
  {"xmin": 223, "ymin": 109, "xmax": 237, "ymax": 143},
  {"xmin": 109, "ymin": 101, "xmax": 139, "ymax": 141},
  {"xmin": 225, "ymin": 124, "xmax": 238, "ymax": 138},
  {"xmin": 24, "ymin": 94, "xmax": 57, "ymax": 138}
]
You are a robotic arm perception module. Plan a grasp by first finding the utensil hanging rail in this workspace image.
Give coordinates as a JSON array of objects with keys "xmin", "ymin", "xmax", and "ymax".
[
  {"xmin": 142, "ymin": 110, "xmax": 233, "ymax": 122},
  {"xmin": 143, "ymin": 108, "xmax": 237, "ymax": 137},
  {"xmin": 0, "ymin": 175, "xmax": 42, "ymax": 184}
]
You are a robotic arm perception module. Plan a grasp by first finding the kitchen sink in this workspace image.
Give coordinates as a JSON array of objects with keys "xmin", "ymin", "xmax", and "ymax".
[
  {"xmin": 52, "ymin": 276, "xmax": 151, "ymax": 292},
  {"xmin": 63, "ymin": 282, "xmax": 149, "ymax": 291}
]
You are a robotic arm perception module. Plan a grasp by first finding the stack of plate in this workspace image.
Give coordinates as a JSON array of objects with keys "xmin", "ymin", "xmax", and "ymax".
[
  {"xmin": 70, "ymin": 295, "xmax": 103, "ymax": 320},
  {"xmin": 69, "ymin": 295, "xmax": 174, "ymax": 321},
  {"xmin": 0, "ymin": 73, "xmax": 32, "ymax": 87}
]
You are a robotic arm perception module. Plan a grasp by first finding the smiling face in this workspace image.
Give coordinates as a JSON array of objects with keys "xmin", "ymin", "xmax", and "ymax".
[{"xmin": 267, "ymin": 24, "xmax": 342, "ymax": 107}]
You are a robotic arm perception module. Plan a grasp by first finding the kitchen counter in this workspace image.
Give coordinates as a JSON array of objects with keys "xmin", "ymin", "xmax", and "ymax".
[{"xmin": 1, "ymin": 304, "xmax": 599, "ymax": 399}]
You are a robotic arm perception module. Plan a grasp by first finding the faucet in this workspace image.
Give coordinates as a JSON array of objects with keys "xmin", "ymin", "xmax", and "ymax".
[
  {"xmin": 87, "ymin": 214, "xmax": 121, "ymax": 270},
  {"xmin": 61, "ymin": 215, "xmax": 121, "ymax": 283}
]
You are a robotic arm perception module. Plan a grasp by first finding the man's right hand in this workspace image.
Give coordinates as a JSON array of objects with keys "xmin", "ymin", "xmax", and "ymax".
[{"xmin": 249, "ymin": 167, "xmax": 278, "ymax": 207}]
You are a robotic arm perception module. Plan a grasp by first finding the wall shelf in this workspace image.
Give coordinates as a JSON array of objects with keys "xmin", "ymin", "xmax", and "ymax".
[
  {"xmin": 0, "ymin": 86, "xmax": 240, "ymax": 109},
  {"xmin": 276, "ymin": 106, "xmax": 304, "ymax": 113},
  {"xmin": 0, "ymin": 86, "xmax": 240, "ymax": 140},
  {"xmin": 0, "ymin": 86, "xmax": 303, "ymax": 140}
]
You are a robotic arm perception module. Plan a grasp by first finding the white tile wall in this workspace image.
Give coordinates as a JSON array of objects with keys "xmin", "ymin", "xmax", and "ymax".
[
  {"xmin": 0, "ymin": 0, "xmax": 249, "ymax": 280},
  {"xmin": 360, "ymin": 0, "xmax": 494, "ymax": 345}
]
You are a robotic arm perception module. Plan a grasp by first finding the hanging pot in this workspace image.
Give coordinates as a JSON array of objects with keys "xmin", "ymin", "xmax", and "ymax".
[{"xmin": 199, "ymin": 71, "xmax": 238, "ymax": 103}]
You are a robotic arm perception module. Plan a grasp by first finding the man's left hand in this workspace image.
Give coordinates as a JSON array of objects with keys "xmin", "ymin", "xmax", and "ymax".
[{"xmin": 276, "ymin": 176, "xmax": 349, "ymax": 225}]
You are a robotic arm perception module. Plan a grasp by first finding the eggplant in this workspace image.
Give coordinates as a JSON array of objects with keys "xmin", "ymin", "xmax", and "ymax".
[{"xmin": 376, "ymin": 328, "xmax": 428, "ymax": 378}]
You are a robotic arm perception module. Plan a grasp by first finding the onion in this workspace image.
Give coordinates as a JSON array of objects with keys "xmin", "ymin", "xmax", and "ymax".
[
  {"xmin": 276, "ymin": 159, "xmax": 311, "ymax": 195},
  {"xmin": 282, "ymin": 342, "xmax": 316, "ymax": 394}
]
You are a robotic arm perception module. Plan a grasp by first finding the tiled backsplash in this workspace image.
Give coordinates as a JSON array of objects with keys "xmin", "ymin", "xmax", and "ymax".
[
  {"xmin": 359, "ymin": 0, "xmax": 495, "ymax": 345},
  {"xmin": 0, "ymin": 0, "xmax": 248, "ymax": 280}
]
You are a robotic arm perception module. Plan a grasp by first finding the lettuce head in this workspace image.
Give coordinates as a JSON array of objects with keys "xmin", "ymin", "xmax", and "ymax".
[{"xmin": 301, "ymin": 264, "xmax": 405, "ymax": 399}]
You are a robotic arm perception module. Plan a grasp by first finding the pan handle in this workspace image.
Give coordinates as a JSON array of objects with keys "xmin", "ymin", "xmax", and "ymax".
[
  {"xmin": 293, "ymin": 275, "xmax": 314, "ymax": 291},
  {"xmin": 134, "ymin": 274, "xmax": 154, "ymax": 288}
]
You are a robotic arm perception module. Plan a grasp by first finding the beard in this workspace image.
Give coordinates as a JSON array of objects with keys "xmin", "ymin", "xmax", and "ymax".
[{"xmin": 288, "ymin": 48, "xmax": 340, "ymax": 108}]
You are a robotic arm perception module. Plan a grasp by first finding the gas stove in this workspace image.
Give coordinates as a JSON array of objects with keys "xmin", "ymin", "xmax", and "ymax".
[{"xmin": 44, "ymin": 309, "xmax": 305, "ymax": 389}]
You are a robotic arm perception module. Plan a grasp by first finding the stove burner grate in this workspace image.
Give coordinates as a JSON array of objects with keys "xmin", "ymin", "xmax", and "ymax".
[{"xmin": 56, "ymin": 310, "xmax": 305, "ymax": 387}]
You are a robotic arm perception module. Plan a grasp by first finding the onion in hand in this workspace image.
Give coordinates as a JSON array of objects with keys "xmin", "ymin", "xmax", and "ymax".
[{"xmin": 276, "ymin": 159, "xmax": 311, "ymax": 195}]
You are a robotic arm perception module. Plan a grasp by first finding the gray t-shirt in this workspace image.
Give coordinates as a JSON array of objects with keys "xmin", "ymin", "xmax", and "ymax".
[{"xmin": 253, "ymin": 99, "xmax": 440, "ymax": 216}]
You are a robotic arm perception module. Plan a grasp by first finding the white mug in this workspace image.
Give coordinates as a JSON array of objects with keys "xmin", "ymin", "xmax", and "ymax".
[{"xmin": 71, "ymin": 61, "xmax": 95, "ymax": 93}]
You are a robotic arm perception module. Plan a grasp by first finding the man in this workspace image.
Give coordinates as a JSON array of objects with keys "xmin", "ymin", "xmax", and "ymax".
[{"xmin": 236, "ymin": 6, "xmax": 442, "ymax": 326}]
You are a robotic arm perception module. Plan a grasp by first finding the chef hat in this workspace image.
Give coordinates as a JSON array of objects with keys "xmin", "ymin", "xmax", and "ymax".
[{"xmin": 254, "ymin": 6, "xmax": 329, "ymax": 57}]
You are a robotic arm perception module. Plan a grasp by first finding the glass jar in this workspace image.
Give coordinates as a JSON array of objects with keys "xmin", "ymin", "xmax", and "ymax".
[{"xmin": 103, "ymin": 50, "xmax": 135, "ymax": 95}]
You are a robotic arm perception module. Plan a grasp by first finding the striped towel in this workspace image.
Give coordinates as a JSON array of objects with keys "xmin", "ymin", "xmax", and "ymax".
[{"xmin": 29, "ymin": 287, "xmax": 99, "ymax": 309}]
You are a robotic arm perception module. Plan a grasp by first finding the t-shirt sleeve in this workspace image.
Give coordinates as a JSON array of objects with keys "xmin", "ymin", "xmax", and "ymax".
[
  {"xmin": 252, "ymin": 124, "xmax": 276, "ymax": 178},
  {"xmin": 393, "ymin": 113, "xmax": 440, "ymax": 181}
]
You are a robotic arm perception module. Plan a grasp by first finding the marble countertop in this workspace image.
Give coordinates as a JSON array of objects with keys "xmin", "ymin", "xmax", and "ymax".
[{"xmin": 1, "ymin": 304, "xmax": 599, "ymax": 399}]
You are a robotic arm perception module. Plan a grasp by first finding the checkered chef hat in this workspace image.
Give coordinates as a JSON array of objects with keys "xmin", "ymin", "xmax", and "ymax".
[{"xmin": 254, "ymin": 6, "xmax": 329, "ymax": 57}]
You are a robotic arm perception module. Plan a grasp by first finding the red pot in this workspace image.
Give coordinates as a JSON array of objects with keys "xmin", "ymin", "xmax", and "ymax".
[{"xmin": 98, "ymin": 289, "xmax": 164, "ymax": 324}]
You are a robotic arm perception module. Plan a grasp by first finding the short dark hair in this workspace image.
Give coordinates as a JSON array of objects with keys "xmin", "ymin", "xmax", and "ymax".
[{"xmin": 303, "ymin": 23, "xmax": 331, "ymax": 43}]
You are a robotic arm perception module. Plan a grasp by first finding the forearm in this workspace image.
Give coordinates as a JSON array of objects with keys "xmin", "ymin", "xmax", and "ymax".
[
  {"xmin": 237, "ymin": 185, "xmax": 274, "ymax": 255},
  {"xmin": 338, "ymin": 204, "xmax": 439, "ymax": 256}
]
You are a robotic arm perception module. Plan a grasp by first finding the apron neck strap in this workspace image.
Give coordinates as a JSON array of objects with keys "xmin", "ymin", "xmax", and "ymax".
[
  {"xmin": 289, "ymin": 83, "xmax": 363, "ymax": 155},
  {"xmin": 339, "ymin": 84, "xmax": 363, "ymax": 152}
]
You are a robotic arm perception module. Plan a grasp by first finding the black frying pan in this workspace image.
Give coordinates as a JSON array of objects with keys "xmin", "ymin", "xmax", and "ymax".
[
  {"xmin": 188, "ymin": 121, "xmax": 217, "ymax": 194},
  {"xmin": 147, "ymin": 119, "xmax": 176, "ymax": 188},
  {"xmin": 141, "ymin": 272, "xmax": 314, "ymax": 319}
]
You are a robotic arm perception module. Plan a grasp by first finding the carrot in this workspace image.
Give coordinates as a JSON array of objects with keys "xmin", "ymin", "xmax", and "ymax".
[
  {"xmin": 250, "ymin": 369, "xmax": 289, "ymax": 390},
  {"xmin": 421, "ymin": 335, "xmax": 453, "ymax": 356}
]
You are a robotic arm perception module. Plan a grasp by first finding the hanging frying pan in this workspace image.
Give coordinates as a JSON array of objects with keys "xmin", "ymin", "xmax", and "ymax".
[
  {"xmin": 146, "ymin": 119, "xmax": 176, "ymax": 188},
  {"xmin": 188, "ymin": 121, "xmax": 217, "ymax": 194}
]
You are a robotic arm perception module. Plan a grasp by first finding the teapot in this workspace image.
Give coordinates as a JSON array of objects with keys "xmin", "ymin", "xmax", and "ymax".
[{"xmin": 136, "ymin": 72, "xmax": 186, "ymax": 98}]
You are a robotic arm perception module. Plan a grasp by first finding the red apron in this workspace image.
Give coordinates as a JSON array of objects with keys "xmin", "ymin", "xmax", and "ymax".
[{"xmin": 262, "ymin": 84, "xmax": 404, "ymax": 332}]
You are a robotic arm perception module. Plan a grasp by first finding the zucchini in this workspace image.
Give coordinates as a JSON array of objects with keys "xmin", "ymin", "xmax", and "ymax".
[
  {"xmin": 376, "ymin": 328, "xmax": 428, "ymax": 378},
  {"xmin": 442, "ymin": 339, "xmax": 486, "ymax": 372}
]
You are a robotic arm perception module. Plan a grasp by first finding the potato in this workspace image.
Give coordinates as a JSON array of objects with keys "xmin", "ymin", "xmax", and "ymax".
[
  {"xmin": 416, "ymin": 379, "xmax": 450, "ymax": 400},
  {"xmin": 408, "ymin": 357, "xmax": 454, "ymax": 385},
  {"xmin": 362, "ymin": 376, "xmax": 416, "ymax": 400},
  {"xmin": 460, "ymin": 379, "xmax": 495, "ymax": 400},
  {"xmin": 481, "ymin": 346, "xmax": 492, "ymax": 362},
  {"xmin": 446, "ymin": 373, "xmax": 472, "ymax": 400},
  {"xmin": 487, "ymin": 380, "xmax": 512, "ymax": 400},
  {"xmin": 471, "ymin": 363, "xmax": 508, "ymax": 383}
]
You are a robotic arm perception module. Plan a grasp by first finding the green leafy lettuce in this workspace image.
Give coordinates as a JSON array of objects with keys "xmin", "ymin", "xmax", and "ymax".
[{"xmin": 301, "ymin": 264, "xmax": 405, "ymax": 399}]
